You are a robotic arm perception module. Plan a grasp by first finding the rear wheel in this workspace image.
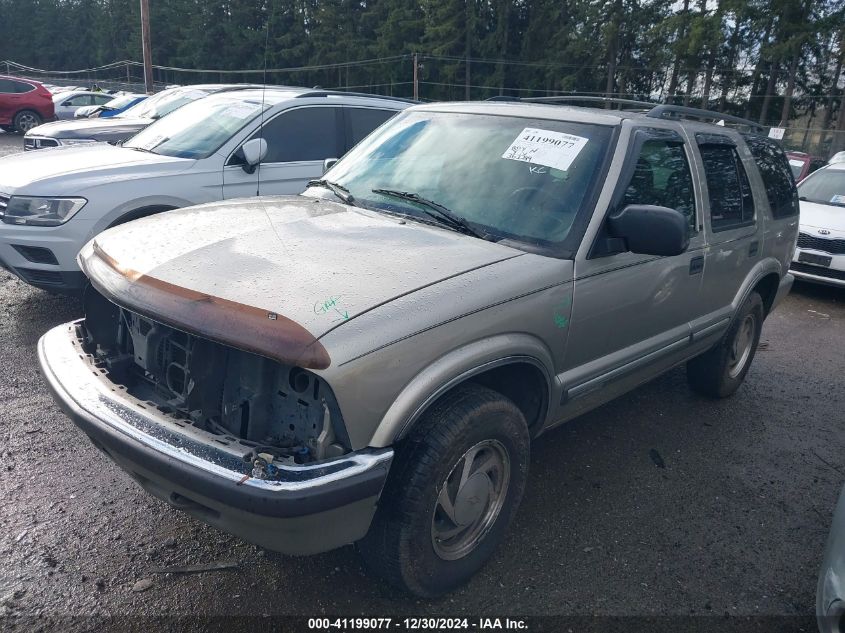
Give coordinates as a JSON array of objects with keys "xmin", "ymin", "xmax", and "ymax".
[
  {"xmin": 359, "ymin": 384, "xmax": 529, "ymax": 597},
  {"xmin": 687, "ymin": 291, "xmax": 764, "ymax": 398},
  {"xmin": 13, "ymin": 110, "xmax": 42, "ymax": 134}
]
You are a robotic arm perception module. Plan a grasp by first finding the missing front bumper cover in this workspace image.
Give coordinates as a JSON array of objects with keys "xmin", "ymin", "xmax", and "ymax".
[{"xmin": 38, "ymin": 322, "xmax": 392, "ymax": 520}]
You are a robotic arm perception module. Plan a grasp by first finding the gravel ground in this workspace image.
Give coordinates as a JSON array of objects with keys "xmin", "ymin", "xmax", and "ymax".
[{"xmin": 0, "ymin": 130, "xmax": 843, "ymax": 632}]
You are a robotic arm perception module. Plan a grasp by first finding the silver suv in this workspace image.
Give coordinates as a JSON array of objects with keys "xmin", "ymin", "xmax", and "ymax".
[
  {"xmin": 38, "ymin": 99, "xmax": 798, "ymax": 596},
  {"xmin": 0, "ymin": 88, "xmax": 409, "ymax": 292}
]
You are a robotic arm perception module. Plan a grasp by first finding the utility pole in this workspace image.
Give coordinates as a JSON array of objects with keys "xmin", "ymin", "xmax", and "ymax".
[
  {"xmin": 140, "ymin": 0, "xmax": 154, "ymax": 94},
  {"xmin": 465, "ymin": 0, "xmax": 472, "ymax": 100},
  {"xmin": 412, "ymin": 53, "xmax": 419, "ymax": 101}
]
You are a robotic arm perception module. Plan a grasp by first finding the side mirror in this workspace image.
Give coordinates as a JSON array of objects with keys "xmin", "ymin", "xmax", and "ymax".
[
  {"xmin": 607, "ymin": 204, "xmax": 689, "ymax": 257},
  {"xmin": 62, "ymin": 100, "xmax": 73, "ymax": 107},
  {"xmin": 323, "ymin": 157, "xmax": 339, "ymax": 173},
  {"xmin": 240, "ymin": 138, "xmax": 268, "ymax": 174}
]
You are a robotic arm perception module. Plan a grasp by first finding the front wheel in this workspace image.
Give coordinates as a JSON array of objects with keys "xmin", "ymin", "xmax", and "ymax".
[
  {"xmin": 359, "ymin": 384, "xmax": 529, "ymax": 597},
  {"xmin": 687, "ymin": 291, "xmax": 764, "ymax": 398},
  {"xmin": 13, "ymin": 110, "xmax": 42, "ymax": 134}
]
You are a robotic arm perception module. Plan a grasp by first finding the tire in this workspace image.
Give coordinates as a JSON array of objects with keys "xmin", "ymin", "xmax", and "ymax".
[
  {"xmin": 358, "ymin": 383, "xmax": 530, "ymax": 597},
  {"xmin": 687, "ymin": 291, "xmax": 764, "ymax": 398},
  {"xmin": 13, "ymin": 110, "xmax": 42, "ymax": 134}
]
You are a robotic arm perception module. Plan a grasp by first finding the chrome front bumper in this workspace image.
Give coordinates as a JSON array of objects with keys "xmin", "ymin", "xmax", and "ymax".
[{"xmin": 38, "ymin": 321, "xmax": 393, "ymax": 554}]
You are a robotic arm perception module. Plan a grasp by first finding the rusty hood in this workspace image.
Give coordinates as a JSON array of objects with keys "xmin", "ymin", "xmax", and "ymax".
[{"xmin": 79, "ymin": 195, "xmax": 522, "ymax": 369}]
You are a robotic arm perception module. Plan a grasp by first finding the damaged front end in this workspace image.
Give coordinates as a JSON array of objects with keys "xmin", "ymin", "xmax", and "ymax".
[{"xmin": 80, "ymin": 288, "xmax": 351, "ymax": 471}]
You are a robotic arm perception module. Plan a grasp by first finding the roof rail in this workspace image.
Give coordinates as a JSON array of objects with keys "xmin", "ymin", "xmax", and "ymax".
[
  {"xmin": 487, "ymin": 95, "xmax": 657, "ymax": 109},
  {"xmin": 645, "ymin": 104, "xmax": 765, "ymax": 132},
  {"xmin": 487, "ymin": 95, "xmax": 767, "ymax": 132},
  {"xmin": 296, "ymin": 90, "xmax": 417, "ymax": 104}
]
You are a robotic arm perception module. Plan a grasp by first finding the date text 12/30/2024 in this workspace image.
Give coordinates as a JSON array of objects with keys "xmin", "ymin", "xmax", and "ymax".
[{"xmin": 308, "ymin": 618, "xmax": 528, "ymax": 631}]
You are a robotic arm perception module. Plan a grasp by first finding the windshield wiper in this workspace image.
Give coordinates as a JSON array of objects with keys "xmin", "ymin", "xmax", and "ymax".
[
  {"xmin": 371, "ymin": 189, "xmax": 490, "ymax": 240},
  {"xmin": 307, "ymin": 179, "xmax": 357, "ymax": 206}
]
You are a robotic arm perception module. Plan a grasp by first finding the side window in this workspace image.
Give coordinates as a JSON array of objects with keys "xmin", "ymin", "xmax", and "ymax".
[
  {"xmin": 0, "ymin": 79, "xmax": 16, "ymax": 94},
  {"xmin": 94, "ymin": 94, "xmax": 113, "ymax": 105},
  {"xmin": 66, "ymin": 95, "xmax": 93, "ymax": 106},
  {"xmin": 347, "ymin": 107, "xmax": 396, "ymax": 147},
  {"xmin": 253, "ymin": 107, "xmax": 341, "ymax": 163},
  {"xmin": 13, "ymin": 81, "xmax": 35, "ymax": 93},
  {"xmin": 697, "ymin": 140, "xmax": 755, "ymax": 231},
  {"xmin": 621, "ymin": 138, "xmax": 697, "ymax": 233},
  {"xmin": 743, "ymin": 136, "xmax": 799, "ymax": 218}
]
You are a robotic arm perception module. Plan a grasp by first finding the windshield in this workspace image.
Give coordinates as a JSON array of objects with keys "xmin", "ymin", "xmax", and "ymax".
[
  {"xmin": 124, "ymin": 95, "xmax": 268, "ymax": 159},
  {"xmin": 798, "ymin": 168, "xmax": 845, "ymax": 208},
  {"xmin": 103, "ymin": 94, "xmax": 141, "ymax": 110},
  {"xmin": 119, "ymin": 87, "xmax": 209, "ymax": 120},
  {"xmin": 323, "ymin": 111, "xmax": 613, "ymax": 249}
]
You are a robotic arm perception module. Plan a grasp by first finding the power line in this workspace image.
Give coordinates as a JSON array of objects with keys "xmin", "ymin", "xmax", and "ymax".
[
  {"xmin": 1, "ymin": 55, "xmax": 412, "ymax": 76},
  {"xmin": 5, "ymin": 55, "xmax": 843, "ymax": 101}
]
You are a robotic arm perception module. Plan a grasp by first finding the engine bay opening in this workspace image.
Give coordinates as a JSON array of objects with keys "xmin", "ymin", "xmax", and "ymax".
[{"xmin": 79, "ymin": 288, "xmax": 351, "ymax": 468}]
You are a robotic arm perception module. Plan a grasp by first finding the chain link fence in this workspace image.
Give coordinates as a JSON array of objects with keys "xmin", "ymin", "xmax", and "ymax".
[
  {"xmin": 777, "ymin": 126, "xmax": 845, "ymax": 159},
  {"xmin": 4, "ymin": 58, "xmax": 843, "ymax": 160}
]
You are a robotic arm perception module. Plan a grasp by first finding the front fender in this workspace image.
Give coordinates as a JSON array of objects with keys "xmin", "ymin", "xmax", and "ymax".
[
  {"xmin": 89, "ymin": 195, "xmax": 200, "ymax": 238},
  {"xmin": 368, "ymin": 333, "xmax": 555, "ymax": 448}
]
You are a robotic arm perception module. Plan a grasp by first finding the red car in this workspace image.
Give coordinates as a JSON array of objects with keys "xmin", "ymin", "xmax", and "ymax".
[
  {"xmin": 785, "ymin": 150, "xmax": 827, "ymax": 183},
  {"xmin": 0, "ymin": 75, "xmax": 55, "ymax": 134}
]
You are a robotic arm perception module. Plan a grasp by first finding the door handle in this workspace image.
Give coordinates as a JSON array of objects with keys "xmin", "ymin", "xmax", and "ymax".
[{"xmin": 689, "ymin": 255, "xmax": 704, "ymax": 275}]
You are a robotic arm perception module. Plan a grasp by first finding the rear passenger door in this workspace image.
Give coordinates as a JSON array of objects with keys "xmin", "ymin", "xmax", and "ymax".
[
  {"xmin": 690, "ymin": 133, "xmax": 762, "ymax": 337},
  {"xmin": 223, "ymin": 105, "xmax": 343, "ymax": 198},
  {"xmin": 743, "ymin": 135, "xmax": 799, "ymax": 274}
]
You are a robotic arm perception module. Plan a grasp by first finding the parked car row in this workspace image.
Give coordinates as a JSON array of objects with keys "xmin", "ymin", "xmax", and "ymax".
[
  {"xmin": 52, "ymin": 90, "xmax": 116, "ymax": 120},
  {"xmin": 71, "ymin": 92, "xmax": 147, "ymax": 119},
  {"xmin": 22, "ymin": 84, "xmax": 261, "ymax": 150},
  {"xmin": 0, "ymin": 84, "xmax": 841, "ymax": 612},
  {"xmin": 1, "ymin": 87, "xmax": 409, "ymax": 290}
]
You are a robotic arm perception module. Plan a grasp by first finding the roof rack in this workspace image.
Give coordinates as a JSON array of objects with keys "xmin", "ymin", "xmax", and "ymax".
[
  {"xmin": 487, "ymin": 95, "xmax": 657, "ymax": 109},
  {"xmin": 296, "ymin": 90, "xmax": 417, "ymax": 104},
  {"xmin": 645, "ymin": 104, "xmax": 764, "ymax": 132},
  {"xmin": 487, "ymin": 95, "xmax": 766, "ymax": 132}
]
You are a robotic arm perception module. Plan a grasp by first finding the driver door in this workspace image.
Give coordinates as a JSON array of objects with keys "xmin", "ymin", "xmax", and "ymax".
[
  {"xmin": 559, "ymin": 127, "xmax": 706, "ymax": 415},
  {"xmin": 222, "ymin": 105, "xmax": 343, "ymax": 199}
]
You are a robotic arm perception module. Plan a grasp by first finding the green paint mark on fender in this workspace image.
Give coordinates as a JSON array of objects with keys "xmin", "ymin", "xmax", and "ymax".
[{"xmin": 553, "ymin": 295, "xmax": 572, "ymax": 328}]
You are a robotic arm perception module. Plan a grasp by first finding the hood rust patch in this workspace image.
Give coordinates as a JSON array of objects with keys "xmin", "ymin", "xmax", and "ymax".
[{"xmin": 88, "ymin": 242, "xmax": 330, "ymax": 370}]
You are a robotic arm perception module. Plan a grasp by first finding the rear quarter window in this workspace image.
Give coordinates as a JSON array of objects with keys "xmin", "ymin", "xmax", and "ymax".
[
  {"xmin": 347, "ymin": 107, "xmax": 397, "ymax": 147},
  {"xmin": 743, "ymin": 136, "xmax": 799, "ymax": 219}
]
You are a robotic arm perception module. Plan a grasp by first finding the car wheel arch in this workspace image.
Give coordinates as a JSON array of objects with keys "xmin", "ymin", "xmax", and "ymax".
[
  {"xmin": 105, "ymin": 204, "xmax": 179, "ymax": 230},
  {"xmin": 730, "ymin": 259, "xmax": 785, "ymax": 321},
  {"xmin": 752, "ymin": 272, "xmax": 781, "ymax": 316},
  {"xmin": 368, "ymin": 339, "xmax": 554, "ymax": 449}
]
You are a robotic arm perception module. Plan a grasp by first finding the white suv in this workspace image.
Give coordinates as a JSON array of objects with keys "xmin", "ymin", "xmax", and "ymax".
[{"xmin": 0, "ymin": 88, "xmax": 410, "ymax": 292}]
